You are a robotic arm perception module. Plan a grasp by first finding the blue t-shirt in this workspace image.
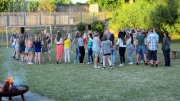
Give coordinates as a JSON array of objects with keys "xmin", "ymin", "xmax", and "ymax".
[{"xmin": 33, "ymin": 41, "xmax": 41, "ymax": 52}]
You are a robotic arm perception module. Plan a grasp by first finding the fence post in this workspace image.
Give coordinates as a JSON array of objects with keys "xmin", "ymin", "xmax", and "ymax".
[
  {"xmin": 6, "ymin": 27, "xmax": 8, "ymax": 48},
  {"xmin": 7, "ymin": 15, "xmax": 9, "ymax": 26},
  {"xmin": 80, "ymin": 12, "xmax": 82, "ymax": 23},
  {"xmin": 68, "ymin": 12, "xmax": 70, "ymax": 27},
  {"xmin": 24, "ymin": 12, "xmax": 26, "ymax": 26},
  {"xmin": 54, "ymin": 12, "xmax": 56, "ymax": 26},
  {"xmin": 40, "ymin": 12, "xmax": 42, "ymax": 25}
]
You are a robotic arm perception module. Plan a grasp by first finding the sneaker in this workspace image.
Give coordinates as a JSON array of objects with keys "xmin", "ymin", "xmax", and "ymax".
[
  {"xmin": 119, "ymin": 64, "xmax": 123, "ymax": 66},
  {"xmin": 136, "ymin": 62, "xmax": 139, "ymax": 65},
  {"xmin": 87, "ymin": 62, "xmax": 90, "ymax": 65},
  {"xmin": 145, "ymin": 63, "xmax": 148, "ymax": 65},
  {"xmin": 94, "ymin": 66, "xmax": 101, "ymax": 69},
  {"xmin": 28, "ymin": 62, "xmax": 33, "ymax": 65},
  {"xmin": 128, "ymin": 62, "xmax": 134, "ymax": 65}
]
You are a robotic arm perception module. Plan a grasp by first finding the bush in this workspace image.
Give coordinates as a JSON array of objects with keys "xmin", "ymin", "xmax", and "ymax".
[
  {"xmin": 91, "ymin": 21, "xmax": 104, "ymax": 33},
  {"xmin": 77, "ymin": 22, "xmax": 86, "ymax": 33}
]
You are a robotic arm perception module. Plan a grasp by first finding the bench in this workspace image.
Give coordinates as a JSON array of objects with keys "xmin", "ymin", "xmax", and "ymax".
[{"xmin": 172, "ymin": 50, "xmax": 180, "ymax": 59}]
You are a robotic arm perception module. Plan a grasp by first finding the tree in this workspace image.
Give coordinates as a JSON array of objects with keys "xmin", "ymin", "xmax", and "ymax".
[
  {"xmin": 49, "ymin": 0, "xmax": 72, "ymax": 5},
  {"xmin": 88, "ymin": 0, "xmax": 131, "ymax": 11},
  {"xmin": 38, "ymin": 0, "xmax": 56, "ymax": 12}
]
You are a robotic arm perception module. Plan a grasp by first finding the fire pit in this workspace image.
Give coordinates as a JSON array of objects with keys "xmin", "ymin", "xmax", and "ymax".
[{"xmin": 0, "ymin": 76, "xmax": 29, "ymax": 101}]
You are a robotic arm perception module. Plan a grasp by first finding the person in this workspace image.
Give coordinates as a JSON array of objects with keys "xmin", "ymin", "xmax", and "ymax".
[
  {"xmin": 63, "ymin": 34, "xmax": 71, "ymax": 63},
  {"xmin": 19, "ymin": 35, "xmax": 26, "ymax": 62},
  {"xmin": 109, "ymin": 34, "xmax": 116, "ymax": 66},
  {"xmin": 135, "ymin": 29, "xmax": 148, "ymax": 65},
  {"xmin": 105, "ymin": 29, "xmax": 112, "ymax": 40},
  {"xmin": 72, "ymin": 33, "xmax": 80, "ymax": 64},
  {"xmin": 117, "ymin": 32, "xmax": 127, "ymax": 66},
  {"xmin": 126, "ymin": 33, "xmax": 134, "ymax": 64},
  {"xmin": 147, "ymin": 30, "xmax": 159, "ymax": 67},
  {"xmin": 27, "ymin": 36, "xmax": 33, "ymax": 64},
  {"xmin": 101, "ymin": 35, "xmax": 112, "ymax": 70},
  {"xmin": 92, "ymin": 31, "xmax": 101, "ymax": 68},
  {"xmin": 87, "ymin": 33, "xmax": 93, "ymax": 64},
  {"xmin": 54, "ymin": 32, "xmax": 64, "ymax": 64},
  {"xmin": 24, "ymin": 37, "xmax": 29, "ymax": 62},
  {"xmin": 45, "ymin": 32, "xmax": 52, "ymax": 53},
  {"xmin": 83, "ymin": 30, "xmax": 88, "ymax": 52},
  {"xmin": 66, "ymin": 29, "xmax": 72, "ymax": 41},
  {"xmin": 14, "ymin": 35, "xmax": 20, "ymax": 60},
  {"xmin": 77, "ymin": 33, "xmax": 85, "ymax": 64},
  {"xmin": 162, "ymin": 31, "xmax": 171, "ymax": 66},
  {"xmin": 42, "ymin": 37, "xmax": 52, "ymax": 64},
  {"xmin": 10, "ymin": 31, "xmax": 17, "ymax": 58},
  {"xmin": 33, "ymin": 35, "xmax": 42, "ymax": 64}
]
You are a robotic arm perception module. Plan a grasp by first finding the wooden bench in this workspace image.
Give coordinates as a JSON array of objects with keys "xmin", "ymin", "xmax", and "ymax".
[{"xmin": 172, "ymin": 50, "xmax": 180, "ymax": 59}]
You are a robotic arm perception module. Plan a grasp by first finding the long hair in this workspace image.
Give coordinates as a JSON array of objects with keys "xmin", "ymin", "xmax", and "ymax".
[
  {"xmin": 89, "ymin": 33, "xmax": 93, "ymax": 39},
  {"xmin": 43, "ymin": 37, "xmax": 48, "ymax": 48},
  {"xmin": 164, "ymin": 31, "xmax": 171, "ymax": 41},
  {"xmin": 129, "ymin": 33, "xmax": 134, "ymax": 45},
  {"xmin": 118, "ymin": 32, "xmax": 126, "ymax": 45},
  {"xmin": 57, "ymin": 32, "xmax": 61, "ymax": 42},
  {"xmin": 109, "ymin": 34, "xmax": 115, "ymax": 45},
  {"xmin": 102, "ymin": 35, "xmax": 107, "ymax": 41}
]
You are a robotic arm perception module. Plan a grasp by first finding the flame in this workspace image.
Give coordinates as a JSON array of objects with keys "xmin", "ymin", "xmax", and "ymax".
[{"xmin": 4, "ymin": 76, "xmax": 14, "ymax": 91}]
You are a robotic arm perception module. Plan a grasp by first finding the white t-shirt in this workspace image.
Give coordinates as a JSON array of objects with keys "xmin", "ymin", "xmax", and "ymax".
[
  {"xmin": 116, "ymin": 38, "xmax": 126, "ymax": 47},
  {"xmin": 56, "ymin": 38, "xmax": 63, "ymax": 44}
]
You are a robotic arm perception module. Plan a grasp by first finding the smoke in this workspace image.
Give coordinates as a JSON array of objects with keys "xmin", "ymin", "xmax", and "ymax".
[{"xmin": 2, "ymin": 49, "xmax": 27, "ymax": 86}]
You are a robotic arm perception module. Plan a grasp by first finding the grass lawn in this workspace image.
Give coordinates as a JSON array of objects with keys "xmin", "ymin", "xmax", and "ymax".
[{"xmin": 0, "ymin": 43, "xmax": 180, "ymax": 101}]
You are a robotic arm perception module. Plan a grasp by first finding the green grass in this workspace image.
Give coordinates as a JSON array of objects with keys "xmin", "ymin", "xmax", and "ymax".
[{"xmin": 0, "ymin": 43, "xmax": 180, "ymax": 101}]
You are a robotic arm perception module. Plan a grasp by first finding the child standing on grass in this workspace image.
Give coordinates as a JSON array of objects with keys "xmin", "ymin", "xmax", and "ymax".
[
  {"xmin": 87, "ymin": 33, "xmax": 93, "ymax": 64},
  {"xmin": 101, "ymin": 35, "xmax": 112, "ymax": 70},
  {"xmin": 42, "ymin": 37, "xmax": 52, "ymax": 64},
  {"xmin": 126, "ymin": 33, "xmax": 134, "ymax": 64},
  {"xmin": 33, "ymin": 35, "xmax": 41, "ymax": 64},
  {"xmin": 15, "ymin": 35, "xmax": 20, "ymax": 60},
  {"xmin": 54, "ymin": 32, "xmax": 64, "ymax": 64},
  {"xmin": 63, "ymin": 34, "xmax": 71, "ymax": 63},
  {"xmin": 27, "ymin": 36, "xmax": 33, "ymax": 64},
  {"xmin": 77, "ymin": 33, "xmax": 85, "ymax": 64},
  {"xmin": 72, "ymin": 33, "xmax": 80, "ymax": 64}
]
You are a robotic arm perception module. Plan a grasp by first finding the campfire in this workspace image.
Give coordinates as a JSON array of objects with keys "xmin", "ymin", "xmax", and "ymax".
[
  {"xmin": 0, "ymin": 76, "xmax": 29, "ymax": 101},
  {"xmin": 0, "ymin": 76, "xmax": 15, "ymax": 92}
]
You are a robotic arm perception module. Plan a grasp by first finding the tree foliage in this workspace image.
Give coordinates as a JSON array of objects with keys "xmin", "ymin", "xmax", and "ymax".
[
  {"xmin": 109, "ymin": 0, "xmax": 180, "ymax": 36},
  {"xmin": 77, "ymin": 22, "xmax": 86, "ymax": 33},
  {"xmin": 91, "ymin": 21, "xmax": 104, "ymax": 33},
  {"xmin": 88, "ymin": 0, "xmax": 129, "ymax": 11},
  {"xmin": 38, "ymin": 0, "xmax": 56, "ymax": 12},
  {"xmin": 49, "ymin": 0, "xmax": 72, "ymax": 5}
]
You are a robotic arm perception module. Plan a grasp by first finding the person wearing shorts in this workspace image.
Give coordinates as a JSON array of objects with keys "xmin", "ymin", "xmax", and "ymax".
[
  {"xmin": 147, "ymin": 30, "xmax": 158, "ymax": 67},
  {"xmin": 92, "ymin": 31, "xmax": 101, "ymax": 68},
  {"xmin": 41, "ymin": 37, "xmax": 52, "ymax": 64},
  {"xmin": 101, "ymin": 35, "xmax": 112, "ymax": 70},
  {"xmin": 33, "ymin": 36, "xmax": 42, "ymax": 64}
]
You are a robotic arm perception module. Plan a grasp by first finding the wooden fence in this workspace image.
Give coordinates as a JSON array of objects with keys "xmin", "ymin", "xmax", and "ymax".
[{"xmin": 0, "ymin": 12, "xmax": 106, "ymax": 27}]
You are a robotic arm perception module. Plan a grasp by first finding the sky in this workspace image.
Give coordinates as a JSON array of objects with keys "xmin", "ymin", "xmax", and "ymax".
[{"xmin": 72, "ymin": 0, "xmax": 88, "ymax": 4}]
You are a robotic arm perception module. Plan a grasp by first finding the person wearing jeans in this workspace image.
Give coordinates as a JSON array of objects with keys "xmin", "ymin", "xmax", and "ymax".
[
  {"xmin": 87, "ymin": 33, "xmax": 93, "ymax": 64},
  {"xmin": 72, "ymin": 33, "xmax": 80, "ymax": 64},
  {"xmin": 109, "ymin": 34, "xmax": 116, "ymax": 66},
  {"xmin": 77, "ymin": 33, "xmax": 85, "ymax": 63},
  {"xmin": 117, "ymin": 32, "xmax": 126, "ymax": 66},
  {"xmin": 63, "ymin": 34, "xmax": 71, "ymax": 63},
  {"xmin": 126, "ymin": 33, "xmax": 134, "ymax": 64}
]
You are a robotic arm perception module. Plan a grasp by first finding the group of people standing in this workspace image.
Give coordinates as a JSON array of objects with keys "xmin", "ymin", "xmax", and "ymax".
[{"xmin": 10, "ymin": 28, "xmax": 171, "ymax": 68}]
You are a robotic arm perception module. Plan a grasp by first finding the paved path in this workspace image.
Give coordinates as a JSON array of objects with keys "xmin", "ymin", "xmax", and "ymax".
[{"xmin": 1, "ymin": 83, "xmax": 55, "ymax": 101}]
